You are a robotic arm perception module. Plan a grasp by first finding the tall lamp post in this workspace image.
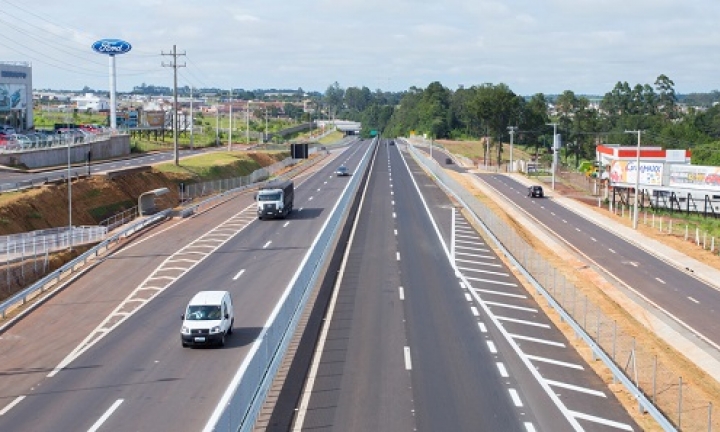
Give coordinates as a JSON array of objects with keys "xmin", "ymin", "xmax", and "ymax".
[
  {"xmin": 508, "ymin": 126, "xmax": 517, "ymax": 173},
  {"xmin": 246, "ymin": 100, "xmax": 252, "ymax": 145},
  {"xmin": 625, "ymin": 130, "xmax": 642, "ymax": 229},
  {"xmin": 228, "ymin": 89, "xmax": 233, "ymax": 151}
]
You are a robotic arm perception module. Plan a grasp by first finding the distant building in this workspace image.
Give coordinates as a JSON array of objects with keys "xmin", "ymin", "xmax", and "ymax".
[{"xmin": 74, "ymin": 93, "xmax": 110, "ymax": 112}]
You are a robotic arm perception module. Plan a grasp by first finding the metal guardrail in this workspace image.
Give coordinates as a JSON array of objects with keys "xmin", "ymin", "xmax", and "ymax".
[
  {"xmin": 405, "ymin": 141, "xmax": 678, "ymax": 431},
  {"xmin": 204, "ymin": 138, "xmax": 377, "ymax": 432},
  {"xmin": 0, "ymin": 210, "xmax": 171, "ymax": 320},
  {"xmin": 0, "ymin": 226, "xmax": 107, "ymax": 257}
]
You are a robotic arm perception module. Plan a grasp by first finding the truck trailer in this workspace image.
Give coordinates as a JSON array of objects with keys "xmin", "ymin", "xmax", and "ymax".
[{"xmin": 256, "ymin": 180, "xmax": 294, "ymax": 220}]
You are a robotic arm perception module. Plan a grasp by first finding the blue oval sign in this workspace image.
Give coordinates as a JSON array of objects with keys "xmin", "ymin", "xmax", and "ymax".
[{"xmin": 91, "ymin": 39, "xmax": 132, "ymax": 55}]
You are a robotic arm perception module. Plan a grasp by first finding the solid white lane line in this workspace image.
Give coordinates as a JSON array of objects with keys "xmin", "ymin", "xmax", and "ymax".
[
  {"xmin": 496, "ymin": 362, "xmax": 509, "ymax": 378},
  {"xmin": 263, "ymin": 241, "xmax": 272, "ymax": 249},
  {"xmin": 545, "ymin": 379, "xmax": 606, "ymax": 397},
  {"xmin": 456, "ymin": 267, "xmax": 509, "ymax": 277},
  {"xmin": 404, "ymin": 346, "xmax": 412, "ymax": 370},
  {"xmin": 471, "ymin": 307, "xmax": 480, "ymax": 316},
  {"xmin": 495, "ymin": 316, "xmax": 550, "ymax": 328},
  {"xmin": 399, "ymin": 287, "xmax": 405, "ymax": 300},
  {"xmin": 233, "ymin": 269, "xmax": 245, "ymax": 281},
  {"xmin": 464, "ymin": 277, "xmax": 517, "ymax": 287},
  {"xmin": 508, "ymin": 389, "xmax": 523, "ymax": 407},
  {"xmin": 688, "ymin": 296, "xmax": 700, "ymax": 304},
  {"xmin": 396, "ymin": 252, "xmax": 401, "ymax": 261},
  {"xmin": 0, "ymin": 396, "xmax": 25, "ymax": 416},
  {"xmin": 87, "ymin": 399, "xmax": 124, "ymax": 432},
  {"xmin": 484, "ymin": 301, "xmax": 537, "ymax": 313},
  {"xmin": 656, "ymin": 278, "xmax": 666, "ymax": 284},
  {"xmin": 478, "ymin": 322, "xmax": 487, "ymax": 333},
  {"xmin": 568, "ymin": 410, "xmax": 633, "ymax": 431},
  {"xmin": 473, "ymin": 288, "xmax": 526, "ymax": 299},
  {"xmin": 509, "ymin": 333, "xmax": 566, "ymax": 347},
  {"xmin": 487, "ymin": 341, "xmax": 497, "ymax": 353},
  {"xmin": 525, "ymin": 354, "xmax": 584, "ymax": 370},
  {"xmin": 283, "ymin": 222, "xmax": 290, "ymax": 227}
]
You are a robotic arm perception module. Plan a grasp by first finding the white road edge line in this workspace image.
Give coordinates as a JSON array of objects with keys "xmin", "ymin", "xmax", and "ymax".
[
  {"xmin": 0, "ymin": 395, "xmax": 25, "ymax": 416},
  {"xmin": 87, "ymin": 399, "xmax": 124, "ymax": 432}
]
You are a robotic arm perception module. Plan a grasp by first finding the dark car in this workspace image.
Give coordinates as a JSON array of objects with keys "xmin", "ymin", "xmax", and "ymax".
[
  {"xmin": 528, "ymin": 185, "xmax": 544, "ymax": 198},
  {"xmin": 335, "ymin": 166, "xmax": 350, "ymax": 176}
]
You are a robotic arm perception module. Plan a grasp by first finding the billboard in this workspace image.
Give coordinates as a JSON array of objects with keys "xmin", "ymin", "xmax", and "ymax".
[
  {"xmin": 609, "ymin": 160, "xmax": 663, "ymax": 186},
  {"xmin": 668, "ymin": 165, "xmax": 720, "ymax": 190},
  {"xmin": 145, "ymin": 111, "xmax": 166, "ymax": 127},
  {"xmin": 0, "ymin": 84, "xmax": 27, "ymax": 111}
]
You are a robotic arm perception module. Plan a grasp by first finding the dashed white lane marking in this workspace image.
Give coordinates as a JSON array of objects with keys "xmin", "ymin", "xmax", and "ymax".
[
  {"xmin": 393, "ymin": 212, "xmax": 396, "ymax": 218},
  {"xmin": 459, "ymin": 282, "xmax": 466, "ymax": 289},
  {"xmin": 232, "ymin": 269, "xmax": 245, "ymax": 281},
  {"xmin": 404, "ymin": 346, "xmax": 412, "ymax": 370},
  {"xmin": 464, "ymin": 277, "xmax": 517, "ymax": 287},
  {"xmin": 525, "ymin": 354, "xmax": 584, "ymax": 370},
  {"xmin": 495, "ymin": 316, "xmax": 550, "ymax": 328},
  {"xmin": 608, "ymin": 248, "xmax": 616, "ymax": 254},
  {"xmin": 309, "ymin": 196, "xmax": 314, "ymax": 201},
  {"xmin": 487, "ymin": 341, "xmax": 497, "ymax": 353},
  {"xmin": 88, "ymin": 399, "xmax": 124, "ymax": 432},
  {"xmin": 629, "ymin": 262, "xmax": 638, "ymax": 267},
  {"xmin": 317, "ymin": 188, "xmax": 321, "ymax": 192},
  {"xmin": 474, "ymin": 288, "xmax": 526, "ymax": 299},
  {"xmin": 456, "ymin": 267, "xmax": 509, "ymax": 277},
  {"xmin": 392, "ymin": 200, "xmax": 395, "ymax": 205},
  {"xmin": 508, "ymin": 389, "xmax": 523, "ymax": 407},
  {"xmin": 478, "ymin": 322, "xmax": 487, "ymax": 333},
  {"xmin": 568, "ymin": 410, "xmax": 633, "ymax": 431},
  {"xmin": 470, "ymin": 307, "xmax": 480, "ymax": 316},
  {"xmin": 399, "ymin": 287, "xmax": 405, "ymax": 300},
  {"xmin": 396, "ymin": 252, "xmax": 401, "ymax": 261},
  {"xmin": 0, "ymin": 396, "xmax": 25, "ymax": 416},
  {"xmin": 575, "ymin": 227, "xmax": 581, "ymax": 232},
  {"xmin": 496, "ymin": 362, "xmax": 509, "ymax": 377},
  {"xmin": 545, "ymin": 379, "xmax": 606, "ymax": 397},
  {"xmin": 524, "ymin": 423, "xmax": 537, "ymax": 432},
  {"xmin": 283, "ymin": 222, "xmax": 290, "ymax": 227},
  {"xmin": 263, "ymin": 241, "xmax": 272, "ymax": 249},
  {"xmin": 394, "ymin": 229, "xmax": 397, "ymax": 236},
  {"xmin": 591, "ymin": 237, "xmax": 597, "ymax": 242},
  {"xmin": 509, "ymin": 333, "xmax": 566, "ymax": 347},
  {"xmin": 391, "ymin": 191, "xmax": 394, "ymax": 195},
  {"xmin": 688, "ymin": 296, "xmax": 700, "ymax": 304},
  {"xmin": 562, "ymin": 219, "xmax": 567, "ymax": 223},
  {"xmin": 484, "ymin": 301, "xmax": 537, "ymax": 313},
  {"xmin": 465, "ymin": 293, "xmax": 472, "ymax": 302},
  {"xmin": 656, "ymin": 278, "xmax": 666, "ymax": 284}
]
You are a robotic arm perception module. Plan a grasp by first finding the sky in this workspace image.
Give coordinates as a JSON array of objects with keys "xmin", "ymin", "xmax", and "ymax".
[{"xmin": 1, "ymin": 0, "xmax": 719, "ymax": 96}]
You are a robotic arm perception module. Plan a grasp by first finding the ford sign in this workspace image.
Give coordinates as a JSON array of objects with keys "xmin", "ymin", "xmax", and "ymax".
[{"xmin": 91, "ymin": 39, "xmax": 132, "ymax": 56}]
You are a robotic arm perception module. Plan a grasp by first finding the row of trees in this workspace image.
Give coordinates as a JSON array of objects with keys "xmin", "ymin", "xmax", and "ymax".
[{"xmin": 322, "ymin": 76, "xmax": 720, "ymax": 166}]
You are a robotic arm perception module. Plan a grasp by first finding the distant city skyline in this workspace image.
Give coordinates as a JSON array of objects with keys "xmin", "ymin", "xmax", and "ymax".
[{"xmin": 1, "ymin": 0, "xmax": 718, "ymax": 96}]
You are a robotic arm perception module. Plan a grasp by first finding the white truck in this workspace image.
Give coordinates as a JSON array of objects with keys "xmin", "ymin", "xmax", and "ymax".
[{"xmin": 256, "ymin": 180, "xmax": 294, "ymax": 220}]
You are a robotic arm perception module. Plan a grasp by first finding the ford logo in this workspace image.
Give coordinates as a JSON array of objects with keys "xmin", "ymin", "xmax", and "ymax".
[{"xmin": 91, "ymin": 39, "xmax": 132, "ymax": 55}]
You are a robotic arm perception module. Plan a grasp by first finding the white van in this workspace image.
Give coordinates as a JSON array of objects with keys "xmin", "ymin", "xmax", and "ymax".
[{"xmin": 181, "ymin": 291, "xmax": 234, "ymax": 347}]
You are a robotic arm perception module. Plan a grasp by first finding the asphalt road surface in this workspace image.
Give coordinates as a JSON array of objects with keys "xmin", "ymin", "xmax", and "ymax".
[
  {"xmin": 292, "ymin": 140, "xmax": 637, "ymax": 431},
  {"xmin": 0, "ymin": 140, "xmax": 371, "ymax": 431}
]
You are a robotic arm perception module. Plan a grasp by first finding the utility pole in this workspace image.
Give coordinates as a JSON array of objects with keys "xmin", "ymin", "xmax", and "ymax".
[
  {"xmin": 264, "ymin": 106, "xmax": 268, "ymax": 144},
  {"xmin": 625, "ymin": 130, "xmax": 643, "ymax": 229},
  {"xmin": 189, "ymin": 86, "xmax": 194, "ymax": 150},
  {"xmin": 507, "ymin": 126, "xmax": 518, "ymax": 173},
  {"xmin": 246, "ymin": 100, "xmax": 251, "ymax": 146},
  {"xmin": 546, "ymin": 123, "xmax": 558, "ymax": 190},
  {"xmin": 228, "ymin": 89, "xmax": 233, "ymax": 151},
  {"xmin": 215, "ymin": 96, "xmax": 220, "ymax": 147},
  {"xmin": 161, "ymin": 45, "xmax": 186, "ymax": 165}
]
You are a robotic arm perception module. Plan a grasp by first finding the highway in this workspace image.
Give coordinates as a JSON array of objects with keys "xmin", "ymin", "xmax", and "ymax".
[
  {"xmin": 291, "ymin": 141, "xmax": 637, "ymax": 431},
  {"xmin": 0, "ymin": 140, "xmax": 370, "ymax": 431}
]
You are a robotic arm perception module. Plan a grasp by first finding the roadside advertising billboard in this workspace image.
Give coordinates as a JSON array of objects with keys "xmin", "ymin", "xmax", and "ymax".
[
  {"xmin": 0, "ymin": 84, "xmax": 27, "ymax": 111},
  {"xmin": 609, "ymin": 160, "xmax": 663, "ymax": 186},
  {"xmin": 145, "ymin": 111, "xmax": 166, "ymax": 127},
  {"xmin": 668, "ymin": 165, "xmax": 720, "ymax": 190}
]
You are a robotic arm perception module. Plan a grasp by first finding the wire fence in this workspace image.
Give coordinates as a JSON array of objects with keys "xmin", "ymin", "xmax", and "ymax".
[{"xmin": 408, "ymin": 141, "xmax": 717, "ymax": 431}]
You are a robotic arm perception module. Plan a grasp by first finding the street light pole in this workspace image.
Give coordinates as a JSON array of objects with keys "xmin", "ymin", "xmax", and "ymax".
[
  {"xmin": 228, "ymin": 89, "xmax": 233, "ymax": 151},
  {"xmin": 508, "ymin": 126, "xmax": 517, "ymax": 173},
  {"xmin": 215, "ymin": 97, "xmax": 219, "ymax": 147},
  {"xmin": 189, "ymin": 86, "xmax": 194, "ymax": 150},
  {"xmin": 547, "ymin": 123, "xmax": 558, "ymax": 190},
  {"xmin": 66, "ymin": 108, "xmax": 73, "ymax": 251},
  {"xmin": 246, "ymin": 100, "xmax": 251, "ymax": 146},
  {"xmin": 625, "ymin": 130, "xmax": 642, "ymax": 229}
]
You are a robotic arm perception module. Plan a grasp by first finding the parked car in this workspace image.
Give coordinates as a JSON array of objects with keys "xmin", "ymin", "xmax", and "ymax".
[
  {"xmin": 528, "ymin": 185, "xmax": 544, "ymax": 198},
  {"xmin": 0, "ymin": 125, "xmax": 16, "ymax": 136},
  {"xmin": 335, "ymin": 165, "xmax": 351, "ymax": 176}
]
